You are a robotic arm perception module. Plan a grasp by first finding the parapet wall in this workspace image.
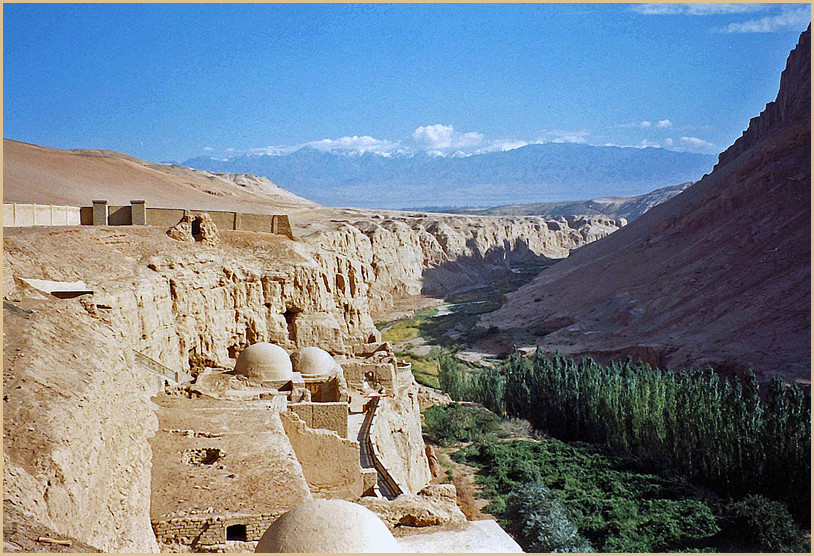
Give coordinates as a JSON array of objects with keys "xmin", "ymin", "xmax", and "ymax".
[
  {"xmin": 80, "ymin": 200, "xmax": 293, "ymax": 238},
  {"xmin": 287, "ymin": 401, "xmax": 348, "ymax": 438},
  {"xmin": 3, "ymin": 203, "xmax": 81, "ymax": 227},
  {"xmin": 280, "ymin": 410, "xmax": 376, "ymax": 500},
  {"xmin": 342, "ymin": 360, "xmax": 396, "ymax": 395}
]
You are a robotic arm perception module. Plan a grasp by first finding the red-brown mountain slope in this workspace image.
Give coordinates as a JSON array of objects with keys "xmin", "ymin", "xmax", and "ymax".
[{"xmin": 481, "ymin": 26, "xmax": 811, "ymax": 384}]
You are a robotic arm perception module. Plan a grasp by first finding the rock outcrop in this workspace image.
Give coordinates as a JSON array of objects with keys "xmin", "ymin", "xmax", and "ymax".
[
  {"xmin": 481, "ymin": 26, "xmax": 811, "ymax": 383},
  {"xmin": 359, "ymin": 484, "xmax": 466, "ymax": 529}
]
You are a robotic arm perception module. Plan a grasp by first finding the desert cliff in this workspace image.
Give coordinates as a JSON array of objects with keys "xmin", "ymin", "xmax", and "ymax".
[{"xmin": 480, "ymin": 26, "xmax": 811, "ymax": 383}]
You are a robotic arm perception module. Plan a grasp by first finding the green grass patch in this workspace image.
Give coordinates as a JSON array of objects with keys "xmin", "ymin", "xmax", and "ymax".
[
  {"xmin": 380, "ymin": 306, "xmax": 438, "ymax": 343},
  {"xmin": 397, "ymin": 350, "xmax": 441, "ymax": 389}
]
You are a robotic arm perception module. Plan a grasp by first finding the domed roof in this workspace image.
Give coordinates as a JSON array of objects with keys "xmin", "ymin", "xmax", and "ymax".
[
  {"xmin": 255, "ymin": 499, "xmax": 400, "ymax": 553},
  {"xmin": 234, "ymin": 343, "xmax": 293, "ymax": 382},
  {"xmin": 290, "ymin": 347, "xmax": 339, "ymax": 376}
]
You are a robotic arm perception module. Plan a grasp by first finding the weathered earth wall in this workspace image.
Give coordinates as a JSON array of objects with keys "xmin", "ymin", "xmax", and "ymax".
[
  {"xmin": 3, "ymin": 300, "xmax": 160, "ymax": 552},
  {"xmin": 280, "ymin": 411, "xmax": 377, "ymax": 499},
  {"xmin": 369, "ymin": 387, "xmax": 432, "ymax": 494}
]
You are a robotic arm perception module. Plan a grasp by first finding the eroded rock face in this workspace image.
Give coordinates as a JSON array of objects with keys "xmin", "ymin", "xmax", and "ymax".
[
  {"xmin": 303, "ymin": 213, "xmax": 623, "ymax": 312},
  {"xmin": 2, "ymin": 206, "xmax": 621, "ymax": 550},
  {"xmin": 166, "ymin": 213, "xmax": 221, "ymax": 246},
  {"xmin": 3, "ymin": 300, "xmax": 160, "ymax": 553},
  {"xmin": 359, "ymin": 484, "xmax": 466, "ymax": 529}
]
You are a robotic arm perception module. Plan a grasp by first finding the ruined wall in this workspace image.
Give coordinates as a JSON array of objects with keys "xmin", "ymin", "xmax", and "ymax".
[
  {"xmin": 341, "ymin": 360, "xmax": 396, "ymax": 394},
  {"xmin": 2, "ymin": 300, "xmax": 160, "ymax": 552},
  {"xmin": 280, "ymin": 411, "xmax": 375, "ymax": 500},
  {"xmin": 288, "ymin": 402, "xmax": 348, "ymax": 438},
  {"xmin": 83, "ymin": 201, "xmax": 291, "ymax": 236},
  {"xmin": 149, "ymin": 398, "xmax": 312, "ymax": 521}
]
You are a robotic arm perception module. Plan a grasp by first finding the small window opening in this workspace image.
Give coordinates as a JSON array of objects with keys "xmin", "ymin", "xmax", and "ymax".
[{"xmin": 226, "ymin": 524, "xmax": 247, "ymax": 542}]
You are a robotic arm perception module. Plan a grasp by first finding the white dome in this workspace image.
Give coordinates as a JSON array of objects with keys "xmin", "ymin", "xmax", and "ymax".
[
  {"xmin": 290, "ymin": 347, "xmax": 338, "ymax": 376},
  {"xmin": 234, "ymin": 343, "xmax": 293, "ymax": 382},
  {"xmin": 255, "ymin": 499, "xmax": 400, "ymax": 553}
]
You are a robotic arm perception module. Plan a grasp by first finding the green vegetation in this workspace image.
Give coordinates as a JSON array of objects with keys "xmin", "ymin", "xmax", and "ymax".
[
  {"xmin": 432, "ymin": 349, "xmax": 811, "ymax": 552},
  {"xmin": 503, "ymin": 482, "xmax": 593, "ymax": 553},
  {"xmin": 422, "ymin": 402, "xmax": 504, "ymax": 446},
  {"xmin": 441, "ymin": 350, "xmax": 811, "ymax": 524},
  {"xmin": 396, "ymin": 349, "xmax": 440, "ymax": 389},
  {"xmin": 717, "ymin": 495, "xmax": 811, "ymax": 553},
  {"xmin": 456, "ymin": 437, "xmax": 724, "ymax": 552},
  {"xmin": 379, "ymin": 306, "xmax": 438, "ymax": 343}
]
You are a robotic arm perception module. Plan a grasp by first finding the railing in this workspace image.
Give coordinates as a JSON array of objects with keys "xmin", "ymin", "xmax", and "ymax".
[{"xmin": 133, "ymin": 350, "xmax": 192, "ymax": 385}]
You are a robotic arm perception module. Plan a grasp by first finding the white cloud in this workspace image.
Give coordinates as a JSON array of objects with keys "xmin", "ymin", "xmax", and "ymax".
[
  {"xmin": 202, "ymin": 146, "xmax": 214, "ymax": 152},
  {"xmin": 250, "ymin": 135, "xmax": 401, "ymax": 156},
  {"xmin": 640, "ymin": 120, "xmax": 652, "ymax": 128},
  {"xmin": 631, "ymin": 3, "xmax": 770, "ymax": 16},
  {"xmin": 538, "ymin": 129, "xmax": 591, "ymax": 144},
  {"xmin": 716, "ymin": 6, "xmax": 810, "ymax": 33},
  {"xmin": 680, "ymin": 136, "xmax": 716, "ymax": 149},
  {"xmin": 663, "ymin": 137, "xmax": 675, "ymax": 147},
  {"xmin": 411, "ymin": 124, "xmax": 484, "ymax": 150},
  {"xmin": 306, "ymin": 135, "xmax": 400, "ymax": 154},
  {"xmin": 638, "ymin": 139, "xmax": 661, "ymax": 148},
  {"xmin": 656, "ymin": 119, "xmax": 673, "ymax": 128}
]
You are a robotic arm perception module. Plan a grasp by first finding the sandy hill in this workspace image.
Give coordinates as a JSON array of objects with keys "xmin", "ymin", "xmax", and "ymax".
[
  {"xmin": 2, "ymin": 139, "xmax": 319, "ymax": 215},
  {"xmin": 481, "ymin": 26, "xmax": 811, "ymax": 384}
]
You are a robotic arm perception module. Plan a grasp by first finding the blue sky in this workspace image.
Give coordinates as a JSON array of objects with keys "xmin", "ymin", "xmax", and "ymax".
[{"xmin": 4, "ymin": 3, "xmax": 810, "ymax": 162}]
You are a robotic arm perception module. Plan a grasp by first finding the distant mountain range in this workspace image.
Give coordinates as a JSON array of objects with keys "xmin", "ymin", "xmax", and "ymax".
[
  {"xmin": 418, "ymin": 182, "xmax": 695, "ymax": 222},
  {"xmin": 180, "ymin": 143, "xmax": 715, "ymax": 209}
]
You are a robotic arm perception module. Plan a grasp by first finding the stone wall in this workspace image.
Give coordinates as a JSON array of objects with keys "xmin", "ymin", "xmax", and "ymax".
[
  {"xmin": 3, "ymin": 203, "xmax": 82, "ymax": 227},
  {"xmin": 280, "ymin": 410, "xmax": 376, "ymax": 499},
  {"xmin": 287, "ymin": 401, "xmax": 349, "ymax": 438},
  {"xmin": 152, "ymin": 511, "xmax": 282, "ymax": 547},
  {"xmin": 80, "ymin": 200, "xmax": 294, "ymax": 238}
]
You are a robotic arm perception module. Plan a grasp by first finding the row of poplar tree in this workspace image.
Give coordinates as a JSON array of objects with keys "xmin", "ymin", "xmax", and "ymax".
[{"xmin": 438, "ymin": 349, "xmax": 811, "ymax": 521}]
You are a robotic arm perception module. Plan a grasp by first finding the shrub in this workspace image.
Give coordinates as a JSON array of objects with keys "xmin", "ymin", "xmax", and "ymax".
[
  {"xmin": 719, "ymin": 495, "xmax": 811, "ymax": 553},
  {"xmin": 422, "ymin": 403, "xmax": 503, "ymax": 446},
  {"xmin": 503, "ymin": 482, "xmax": 592, "ymax": 553}
]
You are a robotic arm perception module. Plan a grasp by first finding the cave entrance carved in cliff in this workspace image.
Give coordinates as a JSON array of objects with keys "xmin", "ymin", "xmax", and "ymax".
[{"xmin": 283, "ymin": 307, "xmax": 300, "ymax": 341}]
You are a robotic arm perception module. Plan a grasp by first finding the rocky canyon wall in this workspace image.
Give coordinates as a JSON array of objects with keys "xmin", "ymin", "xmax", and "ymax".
[{"xmin": 303, "ymin": 212, "xmax": 623, "ymax": 312}]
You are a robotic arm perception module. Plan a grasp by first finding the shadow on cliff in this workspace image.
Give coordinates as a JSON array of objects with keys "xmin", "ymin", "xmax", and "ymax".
[
  {"xmin": 414, "ymin": 239, "xmax": 559, "ymax": 348},
  {"xmin": 420, "ymin": 237, "xmax": 557, "ymax": 298}
]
